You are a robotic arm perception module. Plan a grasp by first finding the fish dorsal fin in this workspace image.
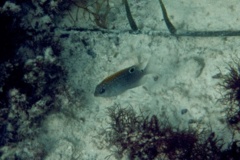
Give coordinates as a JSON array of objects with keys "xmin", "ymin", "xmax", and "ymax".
[{"xmin": 101, "ymin": 66, "xmax": 131, "ymax": 84}]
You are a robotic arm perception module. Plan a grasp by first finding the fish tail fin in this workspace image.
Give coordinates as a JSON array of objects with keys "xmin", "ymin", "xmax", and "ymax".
[
  {"xmin": 143, "ymin": 55, "xmax": 155, "ymax": 74},
  {"xmin": 135, "ymin": 54, "xmax": 155, "ymax": 75}
]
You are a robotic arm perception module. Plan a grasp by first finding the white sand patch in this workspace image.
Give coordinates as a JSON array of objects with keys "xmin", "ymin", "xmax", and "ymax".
[{"xmin": 43, "ymin": 0, "xmax": 240, "ymax": 159}]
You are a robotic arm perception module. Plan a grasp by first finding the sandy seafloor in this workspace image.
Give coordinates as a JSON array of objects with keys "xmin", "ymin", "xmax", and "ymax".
[
  {"xmin": 11, "ymin": 0, "xmax": 240, "ymax": 159},
  {"xmin": 45, "ymin": 1, "xmax": 240, "ymax": 160}
]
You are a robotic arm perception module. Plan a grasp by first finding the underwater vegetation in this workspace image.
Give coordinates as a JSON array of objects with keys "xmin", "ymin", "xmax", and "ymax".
[
  {"xmin": 123, "ymin": 0, "xmax": 138, "ymax": 31},
  {"xmin": 1, "ymin": 0, "xmax": 240, "ymax": 159},
  {"xmin": 219, "ymin": 57, "xmax": 240, "ymax": 127},
  {"xmin": 69, "ymin": 0, "xmax": 111, "ymax": 28},
  {"xmin": 63, "ymin": 0, "xmax": 240, "ymax": 37},
  {"xmin": 70, "ymin": 0, "xmax": 174, "ymax": 32},
  {"xmin": 105, "ymin": 105, "xmax": 240, "ymax": 160},
  {"xmin": 158, "ymin": 0, "xmax": 176, "ymax": 34}
]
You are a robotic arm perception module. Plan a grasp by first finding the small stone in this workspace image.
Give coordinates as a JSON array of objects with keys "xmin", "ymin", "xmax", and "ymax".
[
  {"xmin": 188, "ymin": 119, "xmax": 196, "ymax": 124},
  {"xmin": 153, "ymin": 76, "xmax": 159, "ymax": 81},
  {"xmin": 181, "ymin": 109, "xmax": 188, "ymax": 115}
]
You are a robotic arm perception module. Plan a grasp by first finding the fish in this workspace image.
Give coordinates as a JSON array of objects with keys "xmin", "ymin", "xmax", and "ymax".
[{"xmin": 94, "ymin": 60, "xmax": 150, "ymax": 97}]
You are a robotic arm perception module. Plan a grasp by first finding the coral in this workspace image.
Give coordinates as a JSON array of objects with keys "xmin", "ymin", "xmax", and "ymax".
[
  {"xmin": 0, "ymin": 139, "xmax": 47, "ymax": 160},
  {"xmin": 0, "ymin": 49, "xmax": 65, "ymax": 158},
  {"xmin": 0, "ymin": 1, "xmax": 66, "ymax": 156},
  {"xmin": 0, "ymin": 45, "xmax": 65, "ymax": 145},
  {"xmin": 0, "ymin": 1, "xmax": 21, "ymax": 14},
  {"xmin": 105, "ymin": 105, "xmax": 239, "ymax": 160}
]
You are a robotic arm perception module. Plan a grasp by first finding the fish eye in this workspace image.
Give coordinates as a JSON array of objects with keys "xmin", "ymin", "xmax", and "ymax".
[
  {"xmin": 129, "ymin": 67, "xmax": 135, "ymax": 73},
  {"xmin": 99, "ymin": 88, "xmax": 105, "ymax": 94}
]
